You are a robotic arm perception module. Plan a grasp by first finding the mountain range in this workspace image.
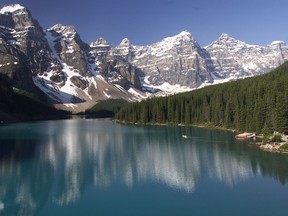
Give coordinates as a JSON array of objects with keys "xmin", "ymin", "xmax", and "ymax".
[{"xmin": 0, "ymin": 4, "xmax": 287, "ymax": 112}]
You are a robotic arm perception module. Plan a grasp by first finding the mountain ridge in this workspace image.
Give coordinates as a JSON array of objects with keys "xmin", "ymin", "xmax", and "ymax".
[
  {"xmin": 115, "ymin": 61, "xmax": 288, "ymax": 133},
  {"xmin": 0, "ymin": 4, "xmax": 287, "ymax": 113}
]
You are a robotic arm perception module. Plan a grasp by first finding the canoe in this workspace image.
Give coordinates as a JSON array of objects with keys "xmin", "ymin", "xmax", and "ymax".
[{"xmin": 235, "ymin": 132, "xmax": 255, "ymax": 139}]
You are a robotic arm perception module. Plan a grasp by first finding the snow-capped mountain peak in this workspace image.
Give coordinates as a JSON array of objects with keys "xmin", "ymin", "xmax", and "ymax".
[
  {"xmin": 205, "ymin": 33, "xmax": 288, "ymax": 80},
  {"xmin": 114, "ymin": 38, "xmax": 134, "ymax": 59},
  {"xmin": 179, "ymin": 30, "xmax": 192, "ymax": 36},
  {"xmin": 90, "ymin": 37, "xmax": 110, "ymax": 48},
  {"xmin": 0, "ymin": 4, "xmax": 25, "ymax": 14},
  {"xmin": 49, "ymin": 24, "xmax": 75, "ymax": 32},
  {"xmin": 117, "ymin": 38, "xmax": 132, "ymax": 48},
  {"xmin": 207, "ymin": 33, "xmax": 248, "ymax": 48},
  {"xmin": 161, "ymin": 30, "xmax": 195, "ymax": 45},
  {"xmin": 0, "ymin": 3, "xmax": 287, "ymax": 113},
  {"xmin": 271, "ymin": 40, "xmax": 285, "ymax": 46},
  {"xmin": 48, "ymin": 24, "xmax": 77, "ymax": 40},
  {"xmin": 219, "ymin": 33, "xmax": 232, "ymax": 39}
]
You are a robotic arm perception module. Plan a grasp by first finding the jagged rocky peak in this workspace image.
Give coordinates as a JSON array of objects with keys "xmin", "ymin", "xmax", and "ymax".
[
  {"xmin": 214, "ymin": 33, "xmax": 244, "ymax": 44},
  {"xmin": 270, "ymin": 40, "xmax": 286, "ymax": 46},
  {"xmin": 90, "ymin": 37, "xmax": 111, "ymax": 58},
  {"xmin": 0, "ymin": 4, "xmax": 25, "ymax": 14},
  {"xmin": 114, "ymin": 38, "xmax": 134, "ymax": 61},
  {"xmin": 175, "ymin": 30, "xmax": 194, "ymax": 39},
  {"xmin": 161, "ymin": 30, "xmax": 196, "ymax": 45},
  {"xmin": 46, "ymin": 23, "xmax": 92, "ymax": 77},
  {"xmin": 125, "ymin": 30, "xmax": 213, "ymax": 89},
  {"xmin": 205, "ymin": 33, "xmax": 288, "ymax": 80},
  {"xmin": 47, "ymin": 23, "xmax": 89, "ymax": 52},
  {"xmin": 1, "ymin": 2, "xmax": 287, "ymax": 111},
  {"xmin": 179, "ymin": 30, "xmax": 192, "ymax": 36},
  {"xmin": 0, "ymin": 4, "xmax": 42, "ymax": 31},
  {"xmin": 48, "ymin": 24, "xmax": 77, "ymax": 39},
  {"xmin": 49, "ymin": 24, "xmax": 76, "ymax": 34},
  {"xmin": 206, "ymin": 33, "xmax": 251, "ymax": 52},
  {"xmin": 0, "ymin": 4, "xmax": 53, "ymax": 88},
  {"xmin": 118, "ymin": 38, "xmax": 132, "ymax": 47},
  {"xmin": 115, "ymin": 37, "xmax": 132, "ymax": 51},
  {"xmin": 219, "ymin": 33, "xmax": 232, "ymax": 40},
  {"xmin": 143, "ymin": 30, "xmax": 201, "ymax": 58},
  {"xmin": 90, "ymin": 37, "xmax": 110, "ymax": 47}
]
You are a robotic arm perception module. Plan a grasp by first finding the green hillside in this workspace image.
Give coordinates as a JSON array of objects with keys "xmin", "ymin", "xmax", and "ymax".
[
  {"xmin": 116, "ymin": 62, "xmax": 288, "ymax": 133},
  {"xmin": 86, "ymin": 99, "xmax": 128, "ymax": 118}
]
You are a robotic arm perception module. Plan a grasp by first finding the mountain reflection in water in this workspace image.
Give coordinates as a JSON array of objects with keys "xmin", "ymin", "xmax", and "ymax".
[{"xmin": 0, "ymin": 119, "xmax": 288, "ymax": 215}]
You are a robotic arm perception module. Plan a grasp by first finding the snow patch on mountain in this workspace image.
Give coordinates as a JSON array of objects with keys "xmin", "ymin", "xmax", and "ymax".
[
  {"xmin": 155, "ymin": 82, "xmax": 193, "ymax": 94},
  {"xmin": 112, "ymin": 31, "xmax": 288, "ymax": 97},
  {"xmin": 1, "ymin": 4, "xmax": 288, "ymax": 112},
  {"xmin": 0, "ymin": 4, "xmax": 24, "ymax": 14},
  {"xmin": 271, "ymin": 41, "xmax": 285, "ymax": 46},
  {"xmin": 205, "ymin": 33, "xmax": 288, "ymax": 80}
]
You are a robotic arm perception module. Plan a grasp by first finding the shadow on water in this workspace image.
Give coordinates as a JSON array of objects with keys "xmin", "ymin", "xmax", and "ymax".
[
  {"xmin": 0, "ymin": 140, "xmax": 51, "ymax": 216},
  {"xmin": 0, "ymin": 139, "xmax": 38, "ymax": 162}
]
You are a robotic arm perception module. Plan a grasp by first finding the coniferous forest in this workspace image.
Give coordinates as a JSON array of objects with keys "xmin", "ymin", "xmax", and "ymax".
[{"xmin": 116, "ymin": 62, "xmax": 288, "ymax": 133}]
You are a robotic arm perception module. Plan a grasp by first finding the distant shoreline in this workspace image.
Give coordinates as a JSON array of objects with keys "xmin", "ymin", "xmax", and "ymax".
[{"xmin": 115, "ymin": 120, "xmax": 288, "ymax": 154}]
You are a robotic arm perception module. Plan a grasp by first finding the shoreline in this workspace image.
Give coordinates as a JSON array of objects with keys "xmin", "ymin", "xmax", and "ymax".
[
  {"xmin": 116, "ymin": 120, "xmax": 288, "ymax": 154},
  {"xmin": 3, "ymin": 117, "xmax": 288, "ymax": 154},
  {"xmin": 115, "ymin": 120, "xmax": 237, "ymax": 132},
  {"xmin": 257, "ymin": 142, "xmax": 288, "ymax": 154}
]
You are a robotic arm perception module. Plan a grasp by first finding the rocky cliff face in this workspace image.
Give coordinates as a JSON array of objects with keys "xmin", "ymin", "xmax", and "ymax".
[
  {"xmin": 33, "ymin": 23, "xmax": 143, "ymax": 111},
  {"xmin": 205, "ymin": 33, "xmax": 288, "ymax": 80},
  {"xmin": 0, "ymin": 4, "xmax": 52, "ymax": 93},
  {"xmin": 109, "ymin": 31, "xmax": 288, "ymax": 94},
  {"xmin": 90, "ymin": 37, "xmax": 142, "ymax": 90},
  {"xmin": 0, "ymin": 4, "xmax": 287, "ymax": 112},
  {"xmin": 47, "ymin": 24, "xmax": 91, "ymax": 77},
  {"xmin": 0, "ymin": 4, "xmax": 143, "ymax": 112},
  {"xmin": 116, "ymin": 31, "xmax": 214, "ymax": 92}
]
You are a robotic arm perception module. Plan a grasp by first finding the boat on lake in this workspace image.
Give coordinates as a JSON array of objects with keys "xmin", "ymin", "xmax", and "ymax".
[{"xmin": 235, "ymin": 132, "xmax": 255, "ymax": 139}]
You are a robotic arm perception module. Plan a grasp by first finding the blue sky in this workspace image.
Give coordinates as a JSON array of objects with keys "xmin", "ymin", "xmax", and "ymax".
[{"xmin": 1, "ymin": 0, "xmax": 287, "ymax": 47}]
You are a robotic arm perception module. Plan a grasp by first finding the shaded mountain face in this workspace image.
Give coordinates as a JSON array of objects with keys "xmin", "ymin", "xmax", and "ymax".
[
  {"xmin": 0, "ymin": 4, "xmax": 143, "ymax": 112},
  {"xmin": 0, "ymin": 74, "xmax": 14, "ymax": 112},
  {"xmin": 0, "ymin": 4, "xmax": 287, "ymax": 112},
  {"xmin": 0, "ymin": 4, "xmax": 52, "ymax": 93}
]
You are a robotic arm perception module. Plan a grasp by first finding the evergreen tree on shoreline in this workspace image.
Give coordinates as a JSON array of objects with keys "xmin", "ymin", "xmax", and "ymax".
[{"xmin": 116, "ymin": 62, "xmax": 288, "ymax": 133}]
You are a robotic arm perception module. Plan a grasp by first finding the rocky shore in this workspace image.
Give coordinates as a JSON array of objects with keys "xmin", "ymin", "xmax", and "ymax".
[{"xmin": 259, "ymin": 142, "xmax": 288, "ymax": 153}]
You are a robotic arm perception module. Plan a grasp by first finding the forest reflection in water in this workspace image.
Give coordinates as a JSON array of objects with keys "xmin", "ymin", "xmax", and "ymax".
[{"xmin": 0, "ymin": 119, "xmax": 288, "ymax": 215}]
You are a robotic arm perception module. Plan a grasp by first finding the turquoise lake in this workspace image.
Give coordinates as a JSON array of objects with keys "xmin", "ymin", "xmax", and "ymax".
[{"xmin": 0, "ymin": 119, "xmax": 288, "ymax": 216}]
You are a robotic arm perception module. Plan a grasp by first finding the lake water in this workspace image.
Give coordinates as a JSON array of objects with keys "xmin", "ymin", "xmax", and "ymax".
[{"xmin": 0, "ymin": 119, "xmax": 288, "ymax": 216}]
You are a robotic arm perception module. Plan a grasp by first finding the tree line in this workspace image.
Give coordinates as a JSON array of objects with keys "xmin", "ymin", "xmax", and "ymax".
[{"xmin": 116, "ymin": 62, "xmax": 288, "ymax": 133}]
